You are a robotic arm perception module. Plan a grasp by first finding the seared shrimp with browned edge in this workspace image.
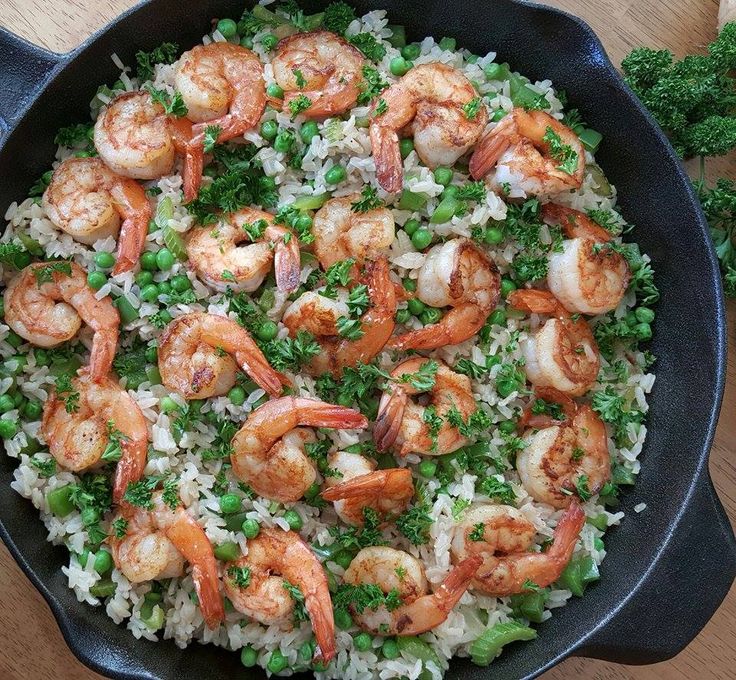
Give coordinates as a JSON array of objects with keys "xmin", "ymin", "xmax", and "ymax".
[
  {"xmin": 371, "ymin": 63, "xmax": 487, "ymax": 193},
  {"xmin": 230, "ymin": 396, "xmax": 368, "ymax": 502},
  {"xmin": 42, "ymin": 157, "xmax": 152, "ymax": 275},
  {"xmin": 343, "ymin": 546, "xmax": 482, "ymax": 635},
  {"xmin": 157, "ymin": 312, "xmax": 286, "ymax": 399},
  {"xmin": 4, "ymin": 261, "xmax": 119, "ymax": 381},
  {"xmin": 451, "ymin": 501, "xmax": 585, "ymax": 596},
  {"xmin": 186, "ymin": 207, "xmax": 300, "ymax": 293},
  {"xmin": 110, "ymin": 490, "xmax": 224, "ymax": 629}
]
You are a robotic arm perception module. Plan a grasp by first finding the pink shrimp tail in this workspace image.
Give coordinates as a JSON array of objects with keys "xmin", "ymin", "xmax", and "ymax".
[
  {"xmin": 541, "ymin": 203, "xmax": 613, "ymax": 243},
  {"xmin": 548, "ymin": 500, "xmax": 586, "ymax": 562},
  {"xmin": 112, "ymin": 440, "xmax": 147, "ymax": 505},
  {"xmin": 370, "ymin": 124, "xmax": 403, "ymax": 193},
  {"xmin": 88, "ymin": 328, "xmax": 119, "ymax": 382},
  {"xmin": 433, "ymin": 555, "xmax": 483, "ymax": 613},
  {"xmin": 293, "ymin": 398, "xmax": 369, "ymax": 430},
  {"xmin": 110, "ymin": 181, "xmax": 152, "ymax": 275},
  {"xmin": 321, "ymin": 468, "xmax": 412, "ymax": 502},
  {"xmin": 273, "ymin": 233, "xmax": 301, "ymax": 293},
  {"xmin": 469, "ymin": 130, "xmax": 511, "ymax": 180},
  {"xmin": 373, "ymin": 388, "xmax": 407, "ymax": 452}
]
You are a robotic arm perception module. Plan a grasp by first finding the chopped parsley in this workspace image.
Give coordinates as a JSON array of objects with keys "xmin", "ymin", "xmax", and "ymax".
[
  {"xmin": 373, "ymin": 98, "xmax": 388, "ymax": 117},
  {"xmin": 462, "ymin": 97, "xmax": 482, "ymax": 120},
  {"xmin": 398, "ymin": 359, "xmax": 438, "ymax": 391},
  {"xmin": 69, "ymin": 473, "xmax": 112, "ymax": 546},
  {"xmin": 54, "ymin": 122, "xmax": 94, "ymax": 149},
  {"xmin": 228, "ymin": 565, "xmax": 252, "ymax": 588},
  {"xmin": 336, "ymin": 316, "xmax": 364, "ymax": 340},
  {"xmin": 144, "ymin": 85, "xmax": 188, "ymax": 117},
  {"xmin": 122, "ymin": 476, "xmax": 160, "ymax": 510},
  {"xmin": 455, "ymin": 181, "xmax": 487, "ymax": 202},
  {"xmin": 293, "ymin": 68, "xmax": 307, "ymax": 89},
  {"xmin": 347, "ymin": 284, "xmax": 370, "ymax": 317},
  {"xmin": 135, "ymin": 42, "xmax": 179, "ymax": 82},
  {"xmin": 469, "ymin": 522, "xmax": 486, "ymax": 541},
  {"xmin": 348, "ymin": 33, "xmax": 386, "ymax": 62},
  {"xmin": 512, "ymin": 253, "xmax": 549, "ymax": 282},
  {"xmin": 161, "ymin": 476, "xmax": 180, "ymax": 510},
  {"xmin": 396, "ymin": 502, "xmax": 433, "ymax": 545},
  {"xmin": 288, "ymin": 94, "xmax": 312, "ymax": 119},
  {"xmin": 29, "ymin": 456, "xmax": 56, "ymax": 478},
  {"xmin": 543, "ymin": 126, "xmax": 579, "ymax": 175},
  {"xmin": 112, "ymin": 517, "xmax": 129, "ymax": 539},
  {"xmin": 351, "ymin": 186, "xmax": 384, "ymax": 213},
  {"xmin": 356, "ymin": 65, "xmax": 388, "ymax": 106},
  {"xmin": 479, "ymin": 476, "xmax": 517, "ymax": 505},
  {"xmin": 101, "ymin": 422, "xmax": 128, "ymax": 462},
  {"xmin": 203, "ymin": 125, "xmax": 222, "ymax": 153},
  {"xmin": 34, "ymin": 261, "xmax": 71, "ymax": 286},
  {"xmin": 333, "ymin": 583, "xmax": 402, "ymax": 615},
  {"xmin": 575, "ymin": 474, "xmax": 592, "ymax": 501},
  {"xmin": 283, "ymin": 580, "xmax": 309, "ymax": 622},
  {"xmin": 55, "ymin": 374, "xmax": 80, "ymax": 414},
  {"xmin": 322, "ymin": 1, "xmax": 356, "ymax": 35}
]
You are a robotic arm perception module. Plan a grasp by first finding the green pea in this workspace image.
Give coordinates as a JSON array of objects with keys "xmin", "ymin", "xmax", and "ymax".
[
  {"xmin": 295, "ymin": 213, "xmax": 313, "ymax": 232},
  {"xmin": 334, "ymin": 551, "xmax": 353, "ymax": 569},
  {"xmin": 144, "ymin": 344, "xmax": 158, "ymax": 363},
  {"xmin": 261, "ymin": 33, "xmax": 278, "ymax": 51},
  {"xmin": 147, "ymin": 219, "xmax": 159, "ymax": 233},
  {"xmin": 439, "ymin": 36, "xmax": 456, "ymax": 51},
  {"xmin": 94, "ymin": 251, "xmax": 115, "ymax": 269},
  {"xmin": 399, "ymin": 137, "xmax": 414, "ymax": 159},
  {"xmin": 273, "ymin": 131, "xmax": 294, "ymax": 153},
  {"xmin": 267, "ymin": 649, "xmax": 288, "ymax": 674},
  {"xmin": 47, "ymin": 485, "xmax": 74, "ymax": 517},
  {"xmin": 353, "ymin": 632, "xmax": 373, "ymax": 651},
  {"xmin": 403, "ymin": 219, "xmax": 420, "ymax": 236},
  {"xmin": 266, "ymin": 83, "xmax": 284, "ymax": 99},
  {"xmin": 170, "ymin": 274, "xmax": 191, "ymax": 293},
  {"xmin": 214, "ymin": 541, "xmax": 240, "ymax": 562},
  {"xmin": 382, "ymin": 639, "xmax": 400, "ymax": 659},
  {"xmin": 433, "ymin": 167, "xmax": 453, "ymax": 186},
  {"xmin": 256, "ymin": 320, "xmax": 279, "ymax": 342},
  {"xmin": 304, "ymin": 481, "xmax": 321, "ymax": 502},
  {"xmin": 158, "ymin": 281, "xmax": 172, "ymax": 296},
  {"xmin": 300, "ymin": 120, "xmax": 319, "ymax": 144},
  {"xmin": 489, "ymin": 309, "xmax": 506, "ymax": 326},
  {"xmin": 624, "ymin": 310, "xmax": 638, "ymax": 327},
  {"xmin": 140, "ymin": 284, "xmax": 159, "ymax": 303},
  {"xmin": 146, "ymin": 366, "xmax": 162, "ymax": 385},
  {"xmin": 160, "ymin": 396, "xmax": 179, "ymax": 413},
  {"xmin": 241, "ymin": 645, "xmax": 258, "ymax": 667},
  {"xmin": 634, "ymin": 322, "xmax": 652, "ymax": 341},
  {"xmin": 260, "ymin": 119, "xmax": 278, "ymax": 141},
  {"xmin": 635, "ymin": 307, "xmax": 655, "ymax": 324},
  {"xmin": 420, "ymin": 307, "xmax": 442, "ymax": 325},
  {"xmin": 216, "ymin": 18, "xmax": 238, "ymax": 39},
  {"xmin": 90, "ymin": 579, "xmax": 116, "ymax": 599},
  {"xmin": 240, "ymin": 36, "xmax": 254, "ymax": 49},
  {"xmin": 220, "ymin": 494, "xmax": 241, "ymax": 515},
  {"xmin": 228, "ymin": 386, "xmax": 246, "ymax": 406},
  {"xmin": 411, "ymin": 228, "xmax": 432, "ymax": 250},
  {"xmin": 22, "ymin": 399, "xmax": 42, "ymax": 421},
  {"xmin": 335, "ymin": 608, "xmax": 353, "ymax": 630},
  {"xmin": 500, "ymin": 277, "xmax": 517, "ymax": 297},
  {"xmin": 441, "ymin": 185, "xmax": 460, "ymax": 200},
  {"xmin": 140, "ymin": 251, "xmax": 158, "ymax": 271},
  {"xmin": 325, "ymin": 165, "xmax": 347, "ymax": 185},
  {"xmin": 0, "ymin": 395, "xmax": 14, "ymax": 414},
  {"xmin": 402, "ymin": 277, "xmax": 417, "ymax": 292},
  {"xmin": 284, "ymin": 509, "xmax": 303, "ymax": 531},
  {"xmin": 87, "ymin": 271, "xmax": 107, "ymax": 291},
  {"xmin": 94, "ymin": 550, "xmax": 113, "ymax": 575},
  {"xmin": 484, "ymin": 226, "xmax": 504, "ymax": 245},
  {"xmin": 431, "ymin": 197, "xmax": 459, "ymax": 224},
  {"xmin": 135, "ymin": 270, "xmax": 154, "ymax": 287},
  {"xmin": 242, "ymin": 518, "xmax": 260, "ymax": 539},
  {"xmin": 496, "ymin": 377, "xmax": 521, "ymax": 399},
  {"xmin": 407, "ymin": 298, "xmax": 425, "ymax": 316},
  {"xmin": 395, "ymin": 309, "xmax": 410, "ymax": 324},
  {"xmin": 156, "ymin": 248, "xmax": 175, "ymax": 271},
  {"xmin": 5, "ymin": 331, "xmax": 23, "ymax": 348},
  {"xmin": 13, "ymin": 391, "xmax": 25, "ymax": 410},
  {"xmin": 419, "ymin": 460, "xmax": 437, "ymax": 477},
  {"xmin": 154, "ymin": 309, "xmax": 173, "ymax": 326},
  {"xmin": 491, "ymin": 108, "xmax": 508, "ymax": 122},
  {"xmin": 498, "ymin": 419, "xmax": 517, "ymax": 434},
  {"xmin": 401, "ymin": 43, "xmax": 421, "ymax": 60},
  {"xmin": 390, "ymin": 56, "xmax": 410, "ymax": 77},
  {"xmin": 259, "ymin": 175, "xmax": 277, "ymax": 192}
]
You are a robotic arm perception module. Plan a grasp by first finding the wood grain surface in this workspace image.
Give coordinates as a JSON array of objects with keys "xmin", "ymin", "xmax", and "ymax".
[{"xmin": 0, "ymin": 1, "xmax": 734, "ymax": 679}]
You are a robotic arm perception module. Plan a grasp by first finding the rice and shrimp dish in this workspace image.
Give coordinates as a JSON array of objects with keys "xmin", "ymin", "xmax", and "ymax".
[{"xmin": 0, "ymin": 1, "xmax": 658, "ymax": 677}]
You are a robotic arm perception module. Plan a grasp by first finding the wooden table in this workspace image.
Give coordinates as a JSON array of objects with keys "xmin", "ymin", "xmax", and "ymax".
[{"xmin": 0, "ymin": 1, "xmax": 733, "ymax": 678}]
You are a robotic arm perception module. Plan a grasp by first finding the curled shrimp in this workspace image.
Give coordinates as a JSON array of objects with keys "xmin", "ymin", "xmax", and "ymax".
[
  {"xmin": 343, "ymin": 546, "xmax": 482, "ymax": 635},
  {"xmin": 110, "ymin": 491, "xmax": 224, "ymax": 629},
  {"xmin": 157, "ymin": 312, "xmax": 285, "ymax": 399},
  {"xmin": 470, "ymin": 109, "xmax": 585, "ymax": 196},
  {"xmin": 4, "ymin": 262, "xmax": 119, "ymax": 381},
  {"xmin": 370, "ymin": 63, "xmax": 488, "ymax": 193},
  {"xmin": 186, "ymin": 208, "xmax": 300, "ymax": 293},
  {"xmin": 271, "ymin": 31, "xmax": 365, "ymax": 118},
  {"xmin": 41, "ymin": 369, "xmax": 147, "ymax": 504},
  {"xmin": 223, "ymin": 527, "xmax": 335, "ymax": 663},
  {"xmin": 451, "ymin": 501, "xmax": 586, "ymax": 596},
  {"xmin": 509, "ymin": 289, "xmax": 600, "ymax": 396},
  {"xmin": 374, "ymin": 358, "xmax": 476, "ymax": 457},
  {"xmin": 230, "ymin": 397, "xmax": 368, "ymax": 502},
  {"xmin": 93, "ymin": 91, "xmax": 201, "ymax": 202},
  {"xmin": 282, "ymin": 257, "xmax": 396, "ymax": 375},
  {"xmin": 517, "ymin": 387, "xmax": 610, "ymax": 508},
  {"xmin": 42, "ymin": 157, "xmax": 152, "ymax": 275},
  {"xmin": 388, "ymin": 238, "xmax": 500, "ymax": 351},
  {"xmin": 541, "ymin": 203, "xmax": 630, "ymax": 315},
  {"xmin": 321, "ymin": 451, "xmax": 414, "ymax": 526},
  {"xmin": 312, "ymin": 196, "xmax": 395, "ymax": 271}
]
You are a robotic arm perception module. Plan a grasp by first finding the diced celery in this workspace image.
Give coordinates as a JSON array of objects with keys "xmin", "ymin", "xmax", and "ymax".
[{"xmin": 470, "ymin": 621, "xmax": 537, "ymax": 666}]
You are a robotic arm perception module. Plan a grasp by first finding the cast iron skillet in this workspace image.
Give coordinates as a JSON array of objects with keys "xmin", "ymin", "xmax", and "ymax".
[{"xmin": 0, "ymin": 1, "xmax": 733, "ymax": 678}]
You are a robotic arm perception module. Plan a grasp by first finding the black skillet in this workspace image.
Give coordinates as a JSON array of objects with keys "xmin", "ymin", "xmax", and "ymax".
[{"xmin": 0, "ymin": 1, "xmax": 733, "ymax": 678}]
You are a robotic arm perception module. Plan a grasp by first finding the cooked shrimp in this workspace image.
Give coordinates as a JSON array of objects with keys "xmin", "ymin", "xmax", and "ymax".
[
  {"xmin": 41, "ymin": 369, "xmax": 147, "ymax": 504},
  {"xmin": 312, "ymin": 196, "xmax": 395, "ymax": 271},
  {"xmin": 157, "ymin": 312, "xmax": 285, "ymax": 399},
  {"xmin": 222, "ymin": 527, "xmax": 335, "ymax": 663},
  {"xmin": 370, "ymin": 63, "xmax": 488, "ymax": 193},
  {"xmin": 321, "ymin": 451, "xmax": 414, "ymax": 525},
  {"xmin": 282, "ymin": 257, "xmax": 396, "ymax": 375},
  {"xmin": 388, "ymin": 238, "xmax": 499, "ymax": 351},
  {"xmin": 508, "ymin": 289, "xmax": 600, "ymax": 396},
  {"xmin": 343, "ymin": 546, "xmax": 482, "ymax": 635},
  {"xmin": 4, "ymin": 262, "xmax": 119, "ymax": 381},
  {"xmin": 110, "ymin": 491, "xmax": 224, "ymax": 628},
  {"xmin": 271, "ymin": 31, "xmax": 364, "ymax": 118},
  {"xmin": 93, "ymin": 91, "xmax": 201, "ymax": 202},
  {"xmin": 470, "ymin": 109, "xmax": 585, "ymax": 196},
  {"xmin": 42, "ymin": 157, "xmax": 152, "ymax": 275},
  {"xmin": 541, "ymin": 203, "xmax": 630, "ymax": 315},
  {"xmin": 186, "ymin": 208, "xmax": 300, "ymax": 293},
  {"xmin": 516, "ymin": 387, "xmax": 610, "ymax": 507},
  {"xmin": 230, "ymin": 397, "xmax": 368, "ymax": 502},
  {"xmin": 373, "ymin": 358, "xmax": 476, "ymax": 456},
  {"xmin": 450, "ymin": 501, "xmax": 585, "ymax": 596}
]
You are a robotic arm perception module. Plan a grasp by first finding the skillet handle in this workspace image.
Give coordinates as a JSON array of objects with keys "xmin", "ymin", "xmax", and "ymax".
[
  {"xmin": 0, "ymin": 28, "xmax": 62, "ymax": 136},
  {"xmin": 577, "ymin": 471, "xmax": 736, "ymax": 663}
]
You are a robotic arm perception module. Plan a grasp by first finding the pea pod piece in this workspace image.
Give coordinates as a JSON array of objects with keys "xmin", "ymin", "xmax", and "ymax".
[
  {"xmin": 293, "ymin": 193, "xmax": 329, "ymax": 211},
  {"xmin": 470, "ymin": 621, "xmax": 537, "ymax": 666},
  {"xmin": 586, "ymin": 163, "xmax": 613, "ymax": 198},
  {"xmin": 90, "ymin": 579, "xmax": 117, "ymax": 599},
  {"xmin": 398, "ymin": 189, "xmax": 428, "ymax": 211},
  {"xmin": 157, "ymin": 197, "xmax": 187, "ymax": 261},
  {"xmin": 396, "ymin": 636, "xmax": 443, "ymax": 679}
]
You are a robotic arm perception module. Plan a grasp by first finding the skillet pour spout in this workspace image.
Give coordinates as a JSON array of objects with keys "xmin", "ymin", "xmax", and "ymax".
[{"xmin": 0, "ymin": 1, "xmax": 733, "ymax": 679}]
